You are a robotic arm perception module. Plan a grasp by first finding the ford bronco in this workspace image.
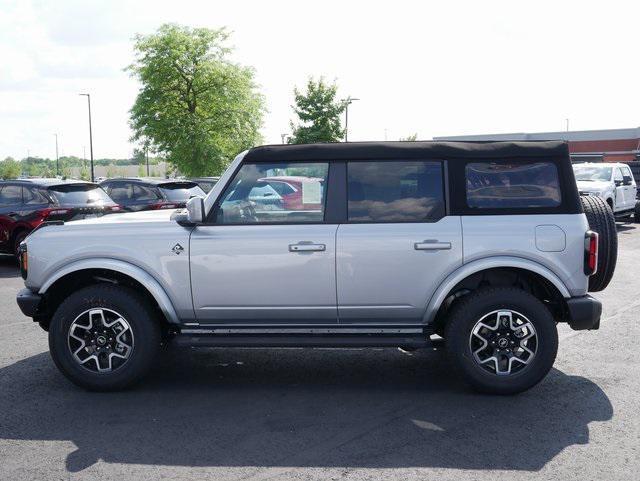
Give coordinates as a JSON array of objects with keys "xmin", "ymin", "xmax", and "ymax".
[{"xmin": 16, "ymin": 141, "xmax": 616, "ymax": 394}]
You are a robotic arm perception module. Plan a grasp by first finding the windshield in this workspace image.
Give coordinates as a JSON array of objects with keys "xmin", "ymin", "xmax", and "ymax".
[
  {"xmin": 49, "ymin": 184, "xmax": 113, "ymax": 205},
  {"xmin": 159, "ymin": 182, "xmax": 205, "ymax": 201},
  {"xmin": 573, "ymin": 165, "xmax": 612, "ymax": 182}
]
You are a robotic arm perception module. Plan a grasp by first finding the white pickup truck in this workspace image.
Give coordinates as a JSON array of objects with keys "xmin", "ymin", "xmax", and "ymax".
[{"xmin": 573, "ymin": 162, "xmax": 637, "ymax": 219}]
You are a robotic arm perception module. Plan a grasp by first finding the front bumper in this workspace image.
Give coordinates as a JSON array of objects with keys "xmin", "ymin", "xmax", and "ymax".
[
  {"xmin": 566, "ymin": 295, "xmax": 602, "ymax": 330},
  {"xmin": 16, "ymin": 287, "xmax": 43, "ymax": 318}
]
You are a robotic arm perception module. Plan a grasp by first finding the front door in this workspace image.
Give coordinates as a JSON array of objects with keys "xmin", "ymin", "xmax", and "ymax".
[
  {"xmin": 336, "ymin": 160, "xmax": 463, "ymax": 324},
  {"xmin": 190, "ymin": 161, "xmax": 337, "ymax": 324}
]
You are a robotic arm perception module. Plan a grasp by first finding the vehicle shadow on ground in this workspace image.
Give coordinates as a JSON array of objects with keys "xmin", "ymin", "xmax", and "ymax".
[
  {"xmin": 0, "ymin": 346, "xmax": 612, "ymax": 473},
  {"xmin": 0, "ymin": 255, "xmax": 18, "ymax": 278}
]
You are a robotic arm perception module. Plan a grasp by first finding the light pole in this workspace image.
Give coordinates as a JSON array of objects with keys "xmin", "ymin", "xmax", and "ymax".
[
  {"xmin": 343, "ymin": 97, "xmax": 359, "ymax": 142},
  {"xmin": 79, "ymin": 93, "xmax": 95, "ymax": 182},
  {"xmin": 54, "ymin": 133, "xmax": 59, "ymax": 176}
]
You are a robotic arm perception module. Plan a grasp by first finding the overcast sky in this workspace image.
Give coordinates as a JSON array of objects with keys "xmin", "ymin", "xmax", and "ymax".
[{"xmin": 1, "ymin": 0, "xmax": 639, "ymax": 159}]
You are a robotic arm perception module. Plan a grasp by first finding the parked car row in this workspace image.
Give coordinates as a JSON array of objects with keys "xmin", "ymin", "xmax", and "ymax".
[{"xmin": 0, "ymin": 177, "xmax": 208, "ymax": 257}]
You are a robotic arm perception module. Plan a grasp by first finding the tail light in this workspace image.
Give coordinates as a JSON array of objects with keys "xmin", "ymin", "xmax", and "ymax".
[
  {"xmin": 36, "ymin": 208, "xmax": 71, "ymax": 220},
  {"xmin": 150, "ymin": 202, "xmax": 178, "ymax": 210},
  {"xmin": 18, "ymin": 244, "xmax": 28, "ymax": 280},
  {"xmin": 584, "ymin": 230, "xmax": 598, "ymax": 276}
]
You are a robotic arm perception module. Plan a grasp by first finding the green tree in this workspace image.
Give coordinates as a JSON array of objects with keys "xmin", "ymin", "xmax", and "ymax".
[
  {"xmin": 289, "ymin": 77, "xmax": 346, "ymax": 144},
  {"xmin": 127, "ymin": 24, "xmax": 265, "ymax": 177},
  {"xmin": 0, "ymin": 157, "xmax": 22, "ymax": 179},
  {"xmin": 399, "ymin": 133, "xmax": 418, "ymax": 141},
  {"xmin": 79, "ymin": 163, "xmax": 90, "ymax": 181}
]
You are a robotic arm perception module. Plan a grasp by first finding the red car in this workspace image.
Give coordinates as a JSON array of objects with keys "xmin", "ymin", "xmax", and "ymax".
[
  {"xmin": 260, "ymin": 176, "xmax": 325, "ymax": 211},
  {"xmin": 0, "ymin": 179, "xmax": 121, "ymax": 257}
]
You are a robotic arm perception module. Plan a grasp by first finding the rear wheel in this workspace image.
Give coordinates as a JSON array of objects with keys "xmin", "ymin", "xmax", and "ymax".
[
  {"xmin": 49, "ymin": 285, "xmax": 161, "ymax": 391},
  {"xmin": 445, "ymin": 287, "xmax": 558, "ymax": 395},
  {"xmin": 580, "ymin": 195, "xmax": 617, "ymax": 292}
]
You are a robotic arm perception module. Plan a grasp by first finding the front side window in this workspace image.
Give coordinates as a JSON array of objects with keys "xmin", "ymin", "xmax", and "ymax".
[
  {"xmin": 216, "ymin": 162, "xmax": 328, "ymax": 224},
  {"xmin": 0, "ymin": 185, "xmax": 22, "ymax": 206},
  {"xmin": 466, "ymin": 161, "xmax": 561, "ymax": 209},
  {"xmin": 613, "ymin": 168, "xmax": 623, "ymax": 182},
  {"xmin": 347, "ymin": 161, "xmax": 445, "ymax": 222}
]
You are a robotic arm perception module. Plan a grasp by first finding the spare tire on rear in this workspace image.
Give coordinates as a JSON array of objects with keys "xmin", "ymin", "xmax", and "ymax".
[{"xmin": 580, "ymin": 195, "xmax": 617, "ymax": 292}]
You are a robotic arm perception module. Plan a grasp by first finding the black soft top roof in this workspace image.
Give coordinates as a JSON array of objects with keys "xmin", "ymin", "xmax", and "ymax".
[{"xmin": 244, "ymin": 141, "xmax": 569, "ymax": 162}]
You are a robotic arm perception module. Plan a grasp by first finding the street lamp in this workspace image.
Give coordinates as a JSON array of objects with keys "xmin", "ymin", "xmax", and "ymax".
[
  {"xmin": 53, "ymin": 133, "xmax": 59, "ymax": 176},
  {"xmin": 342, "ymin": 97, "xmax": 359, "ymax": 142},
  {"xmin": 79, "ymin": 93, "xmax": 95, "ymax": 182}
]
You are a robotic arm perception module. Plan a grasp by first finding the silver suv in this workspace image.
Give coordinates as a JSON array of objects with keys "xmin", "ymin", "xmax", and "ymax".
[{"xmin": 15, "ymin": 141, "xmax": 615, "ymax": 394}]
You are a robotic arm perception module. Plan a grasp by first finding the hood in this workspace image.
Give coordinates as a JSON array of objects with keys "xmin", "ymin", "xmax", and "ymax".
[
  {"xmin": 66, "ymin": 208, "xmax": 178, "ymax": 226},
  {"xmin": 576, "ymin": 180, "xmax": 611, "ymax": 192}
]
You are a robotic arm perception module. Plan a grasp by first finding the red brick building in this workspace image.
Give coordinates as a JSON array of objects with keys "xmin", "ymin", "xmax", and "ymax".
[{"xmin": 435, "ymin": 127, "xmax": 640, "ymax": 163}]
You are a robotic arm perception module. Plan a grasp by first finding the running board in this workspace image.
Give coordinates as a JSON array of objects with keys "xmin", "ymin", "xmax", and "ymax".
[{"xmin": 173, "ymin": 326, "xmax": 432, "ymax": 348}]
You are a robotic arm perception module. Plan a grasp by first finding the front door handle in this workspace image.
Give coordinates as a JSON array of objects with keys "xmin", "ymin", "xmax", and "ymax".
[
  {"xmin": 289, "ymin": 243, "xmax": 326, "ymax": 252},
  {"xmin": 414, "ymin": 240, "xmax": 452, "ymax": 251}
]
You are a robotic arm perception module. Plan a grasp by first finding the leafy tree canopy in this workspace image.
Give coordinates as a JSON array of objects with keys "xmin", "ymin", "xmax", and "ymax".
[
  {"xmin": 0, "ymin": 157, "xmax": 22, "ymax": 179},
  {"xmin": 289, "ymin": 77, "xmax": 346, "ymax": 144},
  {"xmin": 127, "ymin": 24, "xmax": 265, "ymax": 176}
]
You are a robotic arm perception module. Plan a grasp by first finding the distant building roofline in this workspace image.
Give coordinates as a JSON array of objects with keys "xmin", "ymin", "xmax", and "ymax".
[{"xmin": 435, "ymin": 127, "xmax": 640, "ymax": 142}]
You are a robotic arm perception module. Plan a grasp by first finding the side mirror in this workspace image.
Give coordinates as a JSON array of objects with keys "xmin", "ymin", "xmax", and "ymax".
[
  {"xmin": 623, "ymin": 175, "xmax": 633, "ymax": 186},
  {"xmin": 172, "ymin": 196, "xmax": 205, "ymax": 226},
  {"xmin": 614, "ymin": 179, "xmax": 623, "ymax": 187}
]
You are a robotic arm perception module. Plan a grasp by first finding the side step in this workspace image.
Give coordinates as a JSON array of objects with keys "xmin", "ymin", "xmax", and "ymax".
[{"xmin": 173, "ymin": 326, "xmax": 433, "ymax": 348}]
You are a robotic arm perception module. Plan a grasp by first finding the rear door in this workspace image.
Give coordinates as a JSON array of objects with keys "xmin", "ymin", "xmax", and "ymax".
[
  {"xmin": 336, "ymin": 160, "xmax": 462, "ymax": 324},
  {"xmin": 621, "ymin": 165, "xmax": 636, "ymax": 210}
]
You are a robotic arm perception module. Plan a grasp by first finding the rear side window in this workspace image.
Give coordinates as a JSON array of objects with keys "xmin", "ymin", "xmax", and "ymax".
[
  {"xmin": 23, "ymin": 187, "xmax": 49, "ymax": 205},
  {"xmin": 465, "ymin": 162, "xmax": 561, "ymax": 209},
  {"xmin": 347, "ymin": 161, "xmax": 445, "ymax": 222}
]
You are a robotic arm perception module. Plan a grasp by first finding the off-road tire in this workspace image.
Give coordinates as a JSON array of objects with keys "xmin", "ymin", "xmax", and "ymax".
[
  {"xmin": 445, "ymin": 287, "xmax": 558, "ymax": 395},
  {"xmin": 49, "ymin": 284, "xmax": 161, "ymax": 391},
  {"xmin": 580, "ymin": 195, "xmax": 617, "ymax": 292}
]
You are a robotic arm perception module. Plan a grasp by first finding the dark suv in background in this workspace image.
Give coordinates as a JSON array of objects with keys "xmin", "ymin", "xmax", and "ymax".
[
  {"xmin": 99, "ymin": 178, "xmax": 205, "ymax": 212},
  {"xmin": 0, "ymin": 178, "xmax": 121, "ymax": 257},
  {"xmin": 189, "ymin": 177, "xmax": 219, "ymax": 193}
]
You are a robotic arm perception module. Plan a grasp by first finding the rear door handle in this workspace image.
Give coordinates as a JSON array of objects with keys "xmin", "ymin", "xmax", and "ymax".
[
  {"xmin": 414, "ymin": 241, "xmax": 452, "ymax": 251},
  {"xmin": 289, "ymin": 243, "xmax": 326, "ymax": 252}
]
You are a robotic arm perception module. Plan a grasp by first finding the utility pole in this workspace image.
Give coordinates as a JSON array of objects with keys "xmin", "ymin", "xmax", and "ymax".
[
  {"xmin": 54, "ymin": 133, "xmax": 59, "ymax": 176},
  {"xmin": 79, "ymin": 93, "xmax": 95, "ymax": 182},
  {"xmin": 566, "ymin": 118, "xmax": 570, "ymax": 132},
  {"xmin": 145, "ymin": 144, "xmax": 150, "ymax": 176},
  {"xmin": 343, "ymin": 97, "xmax": 360, "ymax": 142}
]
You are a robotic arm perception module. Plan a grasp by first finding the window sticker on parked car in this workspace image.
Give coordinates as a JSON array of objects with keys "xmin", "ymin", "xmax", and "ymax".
[{"xmin": 302, "ymin": 181, "xmax": 322, "ymax": 205}]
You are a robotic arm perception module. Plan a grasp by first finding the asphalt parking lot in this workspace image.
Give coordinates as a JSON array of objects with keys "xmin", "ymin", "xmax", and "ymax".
[{"xmin": 1, "ymin": 225, "xmax": 639, "ymax": 481}]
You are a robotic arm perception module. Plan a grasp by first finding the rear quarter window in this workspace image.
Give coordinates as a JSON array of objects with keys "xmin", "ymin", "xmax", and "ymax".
[{"xmin": 465, "ymin": 161, "xmax": 561, "ymax": 209}]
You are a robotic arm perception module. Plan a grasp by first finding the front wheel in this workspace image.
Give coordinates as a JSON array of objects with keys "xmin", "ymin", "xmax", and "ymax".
[
  {"xmin": 445, "ymin": 287, "xmax": 558, "ymax": 395},
  {"xmin": 49, "ymin": 285, "xmax": 161, "ymax": 391}
]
